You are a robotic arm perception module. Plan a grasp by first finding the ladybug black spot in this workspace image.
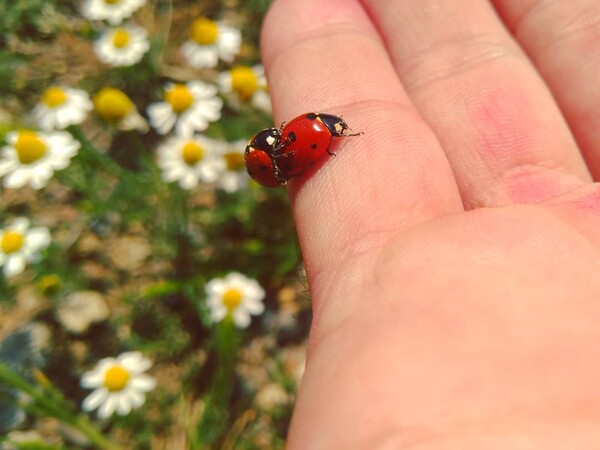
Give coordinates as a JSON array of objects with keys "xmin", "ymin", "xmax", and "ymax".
[
  {"xmin": 311, "ymin": 143, "xmax": 318, "ymax": 149},
  {"xmin": 288, "ymin": 131, "xmax": 297, "ymax": 142},
  {"xmin": 306, "ymin": 113, "xmax": 318, "ymax": 120}
]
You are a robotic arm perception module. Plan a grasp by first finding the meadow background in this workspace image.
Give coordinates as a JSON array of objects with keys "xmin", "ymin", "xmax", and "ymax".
[{"xmin": 0, "ymin": 1, "xmax": 310, "ymax": 448}]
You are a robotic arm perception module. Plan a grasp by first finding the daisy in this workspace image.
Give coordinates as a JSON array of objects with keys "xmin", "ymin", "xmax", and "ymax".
[
  {"xmin": 147, "ymin": 81, "xmax": 222, "ymax": 138},
  {"xmin": 0, "ymin": 130, "xmax": 80, "ymax": 189},
  {"xmin": 81, "ymin": 351, "xmax": 156, "ymax": 419},
  {"xmin": 218, "ymin": 65, "xmax": 271, "ymax": 113},
  {"xmin": 217, "ymin": 139, "xmax": 250, "ymax": 193},
  {"xmin": 32, "ymin": 86, "xmax": 93, "ymax": 131},
  {"xmin": 0, "ymin": 218, "xmax": 51, "ymax": 277},
  {"xmin": 94, "ymin": 25, "xmax": 149, "ymax": 67},
  {"xmin": 156, "ymin": 134, "xmax": 225, "ymax": 189},
  {"xmin": 81, "ymin": 0, "xmax": 146, "ymax": 25},
  {"xmin": 181, "ymin": 17, "xmax": 241, "ymax": 69},
  {"xmin": 93, "ymin": 87, "xmax": 147, "ymax": 131},
  {"xmin": 205, "ymin": 272, "xmax": 265, "ymax": 328}
]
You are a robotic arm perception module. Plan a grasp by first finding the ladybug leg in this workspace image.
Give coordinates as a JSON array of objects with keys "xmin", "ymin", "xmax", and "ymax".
[
  {"xmin": 279, "ymin": 121, "xmax": 287, "ymax": 130},
  {"xmin": 344, "ymin": 129, "xmax": 364, "ymax": 137}
]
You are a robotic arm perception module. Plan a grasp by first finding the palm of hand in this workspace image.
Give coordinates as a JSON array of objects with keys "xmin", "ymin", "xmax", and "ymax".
[{"xmin": 260, "ymin": 0, "xmax": 600, "ymax": 447}]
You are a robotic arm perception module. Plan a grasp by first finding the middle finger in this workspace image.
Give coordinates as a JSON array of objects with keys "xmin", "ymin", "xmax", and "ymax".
[{"xmin": 361, "ymin": 0, "xmax": 590, "ymax": 208}]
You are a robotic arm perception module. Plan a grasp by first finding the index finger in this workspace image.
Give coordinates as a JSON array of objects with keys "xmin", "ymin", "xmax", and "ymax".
[{"xmin": 261, "ymin": 0, "xmax": 462, "ymax": 295}]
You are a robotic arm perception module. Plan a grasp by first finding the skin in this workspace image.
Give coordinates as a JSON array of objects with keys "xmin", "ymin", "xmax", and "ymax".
[{"xmin": 261, "ymin": 0, "xmax": 600, "ymax": 448}]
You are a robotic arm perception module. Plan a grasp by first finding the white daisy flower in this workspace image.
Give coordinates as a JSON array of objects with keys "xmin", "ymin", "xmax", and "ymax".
[
  {"xmin": 93, "ymin": 87, "xmax": 147, "ymax": 132},
  {"xmin": 81, "ymin": 351, "xmax": 156, "ymax": 419},
  {"xmin": 205, "ymin": 272, "xmax": 265, "ymax": 328},
  {"xmin": 181, "ymin": 17, "xmax": 241, "ymax": 69},
  {"xmin": 147, "ymin": 81, "xmax": 222, "ymax": 138},
  {"xmin": 0, "ymin": 130, "xmax": 80, "ymax": 189},
  {"xmin": 94, "ymin": 25, "xmax": 149, "ymax": 67},
  {"xmin": 217, "ymin": 140, "xmax": 250, "ymax": 193},
  {"xmin": 156, "ymin": 134, "xmax": 226, "ymax": 189},
  {"xmin": 82, "ymin": 0, "xmax": 146, "ymax": 25},
  {"xmin": 218, "ymin": 65, "xmax": 271, "ymax": 113},
  {"xmin": 0, "ymin": 218, "xmax": 51, "ymax": 277},
  {"xmin": 32, "ymin": 86, "xmax": 93, "ymax": 131}
]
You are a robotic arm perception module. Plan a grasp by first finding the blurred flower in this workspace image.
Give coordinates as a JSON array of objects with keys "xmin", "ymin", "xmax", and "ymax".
[
  {"xmin": 56, "ymin": 291, "xmax": 110, "ymax": 334},
  {"xmin": 0, "ymin": 130, "xmax": 80, "ymax": 189},
  {"xmin": 94, "ymin": 25, "xmax": 149, "ymax": 67},
  {"xmin": 0, "ymin": 218, "xmax": 51, "ymax": 277},
  {"xmin": 32, "ymin": 86, "xmax": 93, "ymax": 131},
  {"xmin": 147, "ymin": 81, "xmax": 222, "ymax": 138},
  {"xmin": 37, "ymin": 274, "xmax": 62, "ymax": 295},
  {"xmin": 181, "ymin": 17, "xmax": 241, "ymax": 69},
  {"xmin": 205, "ymin": 272, "xmax": 265, "ymax": 328},
  {"xmin": 218, "ymin": 65, "xmax": 271, "ymax": 113},
  {"xmin": 81, "ymin": 351, "xmax": 156, "ymax": 419},
  {"xmin": 93, "ymin": 87, "xmax": 147, "ymax": 131},
  {"xmin": 156, "ymin": 134, "xmax": 225, "ymax": 189},
  {"xmin": 81, "ymin": 0, "xmax": 146, "ymax": 25},
  {"xmin": 217, "ymin": 139, "xmax": 250, "ymax": 193}
]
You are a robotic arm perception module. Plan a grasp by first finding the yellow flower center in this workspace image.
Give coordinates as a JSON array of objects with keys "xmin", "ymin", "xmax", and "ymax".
[
  {"xmin": 104, "ymin": 0, "xmax": 120, "ymax": 4},
  {"xmin": 104, "ymin": 365, "xmax": 130, "ymax": 392},
  {"xmin": 190, "ymin": 18, "xmax": 219, "ymax": 45},
  {"xmin": 222, "ymin": 288, "xmax": 243, "ymax": 311},
  {"xmin": 42, "ymin": 87, "xmax": 67, "ymax": 108},
  {"xmin": 165, "ymin": 84, "xmax": 194, "ymax": 113},
  {"xmin": 93, "ymin": 88, "xmax": 134, "ymax": 122},
  {"xmin": 112, "ymin": 28, "xmax": 130, "ymax": 48},
  {"xmin": 1, "ymin": 231, "xmax": 24, "ymax": 254},
  {"xmin": 223, "ymin": 152, "xmax": 244, "ymax": 171},
  {"xmin": 38, "ymin": 274, "xmax": 62, "ymax": 294},
  {"xmin": 181, "ymin": 141, "xmax": 204, "ymax": 166},
  {"xmin": 230, "ymin": 66, "xmax": 258, "ymax": 101},
  {"xmin": 15, "ymin": 131, "xmax": 47, "ymax": 164}
]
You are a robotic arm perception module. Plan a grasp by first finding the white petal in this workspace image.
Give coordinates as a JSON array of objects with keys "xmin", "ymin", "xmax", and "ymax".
[
  {"xmin": 119, "ymin": 351, "xmax": 151, "ymax": 373},
  {"xmin": 115, "ymin": 394, "xmax": 132, "ymax": 415},
  {"xmin": 130, "ymin": 374, "xmax": 156, "ymax": 392},
  {"xmin": 210, "ymin": 305, "xmax": 227, "ymax": 323},
  {"xmin": 25, "ymin": 228, "xmax": 51, "ymax": 250},
  {"xmin": 181, "ymin": 42, "xmax": 219, "ymax": 69},
  {"xmin": 179, "ymin": 172, "xmax": 199, "ymax": 189},
  {"xmin": 243, "ymin": 298, "xmax": 265, "ymax": 315},
  {"xmin": 127, "ymin": 389, "xmax": 145, "ymax": 408},
  {"xmin": 4, "ymin": 169, "xmax": 31, "ymax": 189},
  {"xmin": 232, "ymin": 308, "xmax": 251, "ymax": 328},
  {"xmin": 97, "ymin": 394, "xmax": 119, "ymax": 419},
  {"xmin": 10, "ymin": 218, "xmax": 30, "ymax": 233},
  {"xmin": 4, "ymin": 255, "xmax": 25, "ymax": 276},
  {"xmin": 148, "ymin": 103, "xmax": 176, "ymax": 134},
  {"xmin": 81, "ymin": 370, "xmax": 104, "ymax": 388},
  {"xmin": 82, "ymin": 388, "xmax": 108, "ymax": 412}
]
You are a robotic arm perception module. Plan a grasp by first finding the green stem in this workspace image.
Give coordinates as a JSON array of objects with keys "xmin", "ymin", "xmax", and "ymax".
[
  {"xmin": 68, "ymin": 125, "xmax": 130, "ymax": 178},
  {"xmin": 0, "ymin": 363, "xmax": 123, "ymax": 450},
  {"xmin": 192, "ymin": 319, "xmax": 241, "ymax": 448}
]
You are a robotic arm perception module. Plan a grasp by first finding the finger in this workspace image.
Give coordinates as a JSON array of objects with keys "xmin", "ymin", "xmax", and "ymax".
[
  {"xmin": 361, "ymin": 0, "xmax": 591, "ymax": 208},
  {"xmin": 261, "ymin": 0, "xmax": 462, "ymax": 284},
  {"xmin": 492, "ymin": 0, "xmax": 600, "ymax": 179}
]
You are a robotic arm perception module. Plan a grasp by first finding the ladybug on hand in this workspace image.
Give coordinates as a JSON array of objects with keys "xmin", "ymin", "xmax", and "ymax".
[{"xmin": 244, "ymin": 113, "xmax": 361, "ymax": 187}]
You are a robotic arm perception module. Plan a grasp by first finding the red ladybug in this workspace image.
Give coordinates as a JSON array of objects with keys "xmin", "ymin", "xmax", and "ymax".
[
  {"xmin": 244, "ymin": 113, "xmax": 360, "ymax": 187},
  {"xmin": 275, "ymin": 113, "xmax": 355, "ymax": 178},
  {"xmin": 244, "ymin": 128, "xmax": 285, "ymax": 187}
]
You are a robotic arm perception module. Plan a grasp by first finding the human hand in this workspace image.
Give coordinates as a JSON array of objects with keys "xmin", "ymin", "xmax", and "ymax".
[{"xmin": 261, "ymin": 0, "xmax": 600, "ymax": 448}]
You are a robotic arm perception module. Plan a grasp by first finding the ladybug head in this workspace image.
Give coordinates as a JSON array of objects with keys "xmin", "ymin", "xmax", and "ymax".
[
  {"xmin": 246, "ymin": 128, "xmax": 282, "ymax": 155},
  {"xmin": 317, "ymin": 113, "xmax": 349, "ymax": 137}
]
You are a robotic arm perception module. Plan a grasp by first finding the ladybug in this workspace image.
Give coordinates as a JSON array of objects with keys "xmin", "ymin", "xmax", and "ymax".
[
  {"xmin": 244, "ymin": 128, "xmax": 286, "ymax": 187},
  {"xmin": 244, "ymin": 113, "xmax": 361, "ymax": 187},
  {"xmin": 276, "ymin": 113, "xmax": 355, "ymax": 179}
]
